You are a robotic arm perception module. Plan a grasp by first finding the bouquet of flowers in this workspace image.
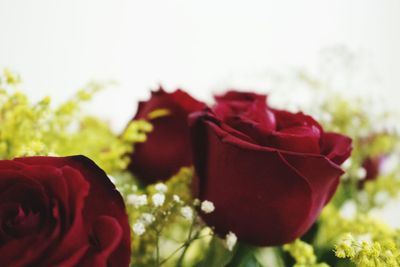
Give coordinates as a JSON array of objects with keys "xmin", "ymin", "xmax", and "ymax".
[{"xmin": 0, "ymin": 68, "xmax": 399, "ymax": 267}]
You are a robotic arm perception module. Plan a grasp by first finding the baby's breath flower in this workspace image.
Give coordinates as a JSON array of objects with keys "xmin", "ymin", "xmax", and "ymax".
[
  {"xmin": 155, "ymin": 182, "xmax": 168, "ymax": 193},
  {"xmin": 173, "ymin": 194, "xmax": 181, "ymax": 203},
  {"xmin": 152, "ymin": 193, "xmax": 165, "ymax": 207},
  {"xmin": 181, "ymin": 206, "xmax": 193, "ymax": 221},
  {"xmin": 132, "ymin": 222, "xmax": 146, "ymax": 236},
  {"xmin": 342, "ymin": 158, "xmax": 352, "ymax": 169},
  {"xmin": 355, "ymin": 167, "xmax": 367, "ymax": 180},
  {"xmin": 201, "ymin": 200, "xmax": 215, "ymax": 214},
  {"xmin": 127, "ymin": 194, "xmax": 148, "ymax": 207},
  {"xmin": 140, "ymin": 213, "xmax": 155, "ymax": 225},
  {"xmin": 225, "ymin": 231, "xmax": 237, "ymax": 251}
]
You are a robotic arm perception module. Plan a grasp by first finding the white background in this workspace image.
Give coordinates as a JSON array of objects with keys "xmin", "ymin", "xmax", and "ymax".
[{"xmin": 0, "ymin": 0, "xmax": 399, "ymax": 130}]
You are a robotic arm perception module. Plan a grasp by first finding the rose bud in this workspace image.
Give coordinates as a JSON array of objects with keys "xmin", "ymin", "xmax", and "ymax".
[
  {"xmin": 190, "ymin": 91, "xmax": 352, "ymax": 246},
  {"xmin": 128, "ymin": 87, "xmax": 205, "ymax": 183},
  {"xmin": 364, "ymin": 156, "xmax": 386, "ymax": 180},
  {"xmin": 0, "ymin": 156, "xmax": 130, "ymax": 266}
]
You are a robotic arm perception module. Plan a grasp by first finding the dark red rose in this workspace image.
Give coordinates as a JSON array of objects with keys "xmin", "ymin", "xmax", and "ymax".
[
  {"xmin": 128, "ymin": 87, "xmax": 206, "ymax": 183},
  {"xmin": 363, "ymin": 155, "xmax": 385, "ymax": 181},
  {"xmin": 190, "ymin": 90, "xmax": 352, "ymax": 246},
  {"xmin": 0, "ymin": 156, "xmax": 130, "ymax": 266}
]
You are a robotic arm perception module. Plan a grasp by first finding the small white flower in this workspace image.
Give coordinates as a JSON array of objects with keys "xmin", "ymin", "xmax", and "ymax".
[
  {"xmin": 181, "ymin": 206, "xmax": 193, "ymax": 221},
  {"xmin": 155, "ymin": 183, "xmax": 168, "ymax": 193},
  {"xmin": 225, "ymin": 232, "xmax": 237, "ymax": 251},
  {"xmin": 342, "ymin": 158, "xmax": 352, "ymax": 170},
  {"xmin": 132, "ymin": 222, "xmax": 145, "ymax": 236},
  {"xmin": 152, "ymin": 193, "xmax": 165, "ymax": 207},
  {"xmin": 173, "ymin": 194, "xmax": 181, "ymax": 203},
  {"xmin": 140, "ymin": 213, "xmax": 155, "ymax": 225},
  {"xmin": 127, "ymin": 194, "xmax": 148, "ymax": 207},
  {"xmin": 201, "ymin": 200, "xmax": 215, "ymax": 214},
  {"xmin": 355, "ymin": 167, "xmax": 367, "ymax": 180}
]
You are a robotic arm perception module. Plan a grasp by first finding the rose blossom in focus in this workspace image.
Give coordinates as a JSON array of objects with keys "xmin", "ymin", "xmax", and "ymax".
[
  {"xmin": 190, "ymin": 90, "xmax": 352, "ymax": 246},
  {"xmin": 0, "ymin": 156, "xmax": 131, "ymax": 266}
]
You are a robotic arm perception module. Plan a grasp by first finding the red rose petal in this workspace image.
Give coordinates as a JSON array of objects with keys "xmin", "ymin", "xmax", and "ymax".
[
  {"xmin": 191, "ymin": 119, "xmax": 313, "ymax": 246},
  {"xmin": 128, "ymin": 87, "xmax": 206, "ymax": 183},
  {"xmin": 321, "ymin": 132, "xmax": 353, "ymax": 165}
]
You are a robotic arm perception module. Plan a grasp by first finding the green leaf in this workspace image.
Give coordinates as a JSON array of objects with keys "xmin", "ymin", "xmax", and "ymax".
[
  {"xmin": 227, "ymin": 243, "xmax": 263, "ymax": 267},
  {"xmin": 195, "ymin": 237, "xmax": 235, "ymax": 267}
]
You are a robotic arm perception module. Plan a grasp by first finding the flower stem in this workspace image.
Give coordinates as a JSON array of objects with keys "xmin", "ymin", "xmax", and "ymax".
[{"xmin": 176, "ymin": 216, "xmax": 197, "ymax": 267}]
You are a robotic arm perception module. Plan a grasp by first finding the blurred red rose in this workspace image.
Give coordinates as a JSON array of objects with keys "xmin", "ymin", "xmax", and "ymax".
[
  {"xmin": 0, "ymin": 156, "xmax": 130, "ymax": 266},
  {"xmin": 359, "ymin": 155, "xmax": 386, "ymax": 187},
  {"xmin": 190, "ymin": 90, "xmax": 352, "ymax": 246},
  {"xmin": 128, "ymin": 88, "xmax": 205, "ymax": 183}
]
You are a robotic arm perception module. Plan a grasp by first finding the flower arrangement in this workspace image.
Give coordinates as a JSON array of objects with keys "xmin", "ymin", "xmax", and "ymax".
[{"xmin": 0, "ymin": 68, "xmax": 399, "ymax": 267}]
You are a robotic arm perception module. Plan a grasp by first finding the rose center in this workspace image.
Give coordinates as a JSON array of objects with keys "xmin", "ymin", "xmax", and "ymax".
[{"xmin": 1, "ymin": 204, "xmax": 41, "ymax": 240}]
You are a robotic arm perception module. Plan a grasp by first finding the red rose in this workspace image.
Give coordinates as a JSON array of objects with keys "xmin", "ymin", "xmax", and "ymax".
[
  {"xmin": 358, "ymin": 155, "xmax": 386, "ymax": 188},
  {"xmin": 190, "ymin": 91, "xmax": 352, "ymax": 246},
  {"xmin": 0, "ymin": 156, "xmax": 130, "ymax": 266},
  {"xmin": 128, "ymin": 88, "xmax": 206, "ymax": 183},
  {"xmin": 363, "ymin": 155, "xmax": 385, "ymax": 181}
]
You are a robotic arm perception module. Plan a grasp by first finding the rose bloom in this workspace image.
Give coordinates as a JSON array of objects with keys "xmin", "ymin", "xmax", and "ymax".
[
  {"xmin": 190, "ymin": 91, "xmax": 352, "ymax": 246},
  {"xmin": 128, "ymin": 88, "xmax": 205, "ymax": 183},
  {"xmin": 0, "ymin": 156, "xmax": 130, "ymax": 266}
]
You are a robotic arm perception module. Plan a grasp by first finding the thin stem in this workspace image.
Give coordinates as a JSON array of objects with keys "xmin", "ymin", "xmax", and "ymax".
[
  {"xmin": 176, "ymin": 216, "xmax": 197, "ymax": 267},
  {"xmin": 159, "ymin": 233, "xmax": 212, "ymax": 266},
  {"xmin": 159, "ymin": 242, "xmax": 187, "ymax": 266}
]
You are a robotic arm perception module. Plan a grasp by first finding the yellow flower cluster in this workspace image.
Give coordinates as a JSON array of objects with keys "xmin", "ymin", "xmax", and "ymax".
[
  {"xmin": 335, "ymin": 233, "xmax": 400, "ymax": 266},
  {"xmin": 283, "ymin": 239, "xmax": 329, "ymax": 267},
  {"xmin": 313, "ymin": 204, "xmax": 400, "ymax": 266},
  {"xmin": 0, "ymin": 69, "xmax": 151, "ymax": 174}
]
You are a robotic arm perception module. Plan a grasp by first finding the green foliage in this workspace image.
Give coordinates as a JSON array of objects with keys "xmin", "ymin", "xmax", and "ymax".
[
  {"xmin": 194, "ymin": 237, "xmax": 235, "ymax": 267},
  {"xmin": 0, "ymin": 69, "xmax": 151, "ymax": 174}
]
